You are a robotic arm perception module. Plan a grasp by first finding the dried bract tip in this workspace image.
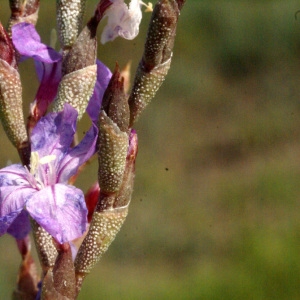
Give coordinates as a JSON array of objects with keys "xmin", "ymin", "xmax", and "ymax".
[
  {"xmin": 56, "ymin": 0, "xmax": 87, "ymax": 49},
  {"xmin": 98, "ymin": 110, "xmax": 129, "ymax": 193},
  {"xmin": 102, "ymin": 64, "xmax": 130, "ymax": 132},
  {"xmin": 120, "ymin": 61, "xmax": 132, "ymax": 95}
]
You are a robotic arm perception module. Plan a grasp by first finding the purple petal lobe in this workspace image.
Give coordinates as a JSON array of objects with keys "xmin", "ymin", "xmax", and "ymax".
[
  {"xmin": 34, "ymin": 60, "xmax": 62, "ymax": 116},
  {"xmin": 58, "ymin": 123, "xmax": 98, "ymax": 183},
  {"xmin": 31, "ymin": 104, "xmax": 78, "ymax": 159},
  {"xmin": 0, "ymin": 209, "xmax": 22, "ymax": 237},
  {"xmin": 7, "ymin": 210, "xmax": 31, "ymax": 239},
  {"xmin": 0, "ymin": 185, "xmax": 35, "ymax": 216},
  {"xmin": 12, "ymin": 23, "xmax": 62, "ymax": 63},
  {"xmin": 26, "ymin": 184, "xmax": 88, "ymax": 243},
  {"xmin": 101, "ymin": 0, "xmax": 142, "ymax": 44},
  {"xmin": 0, "ymin": 164, "xmax": 29, "ymax": 186},
  {"xmin": 0, "ymin": 183, "xmax": 35, "ymax": 238},
  {"xmin": 87, "ymin": 60, "xmax": 112, "ymax": 123}
]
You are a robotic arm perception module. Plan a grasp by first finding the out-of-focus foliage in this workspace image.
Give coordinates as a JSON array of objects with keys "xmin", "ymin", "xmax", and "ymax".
[{"xmin": 1, "ymin": 1, "xmax": 300, "ymax": 299}]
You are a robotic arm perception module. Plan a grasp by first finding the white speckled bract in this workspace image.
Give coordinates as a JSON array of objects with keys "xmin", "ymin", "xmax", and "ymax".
[
  {"xmin": 98, "ymin": 111, "xmax": 129, "ymax": 193},
  {"xmin": 53, "ymin": 64, "xmax": 97, "ymax": 119},
  {"xmin": 0, "ymin": 59, "xmax": 28, "ymax": 148}
]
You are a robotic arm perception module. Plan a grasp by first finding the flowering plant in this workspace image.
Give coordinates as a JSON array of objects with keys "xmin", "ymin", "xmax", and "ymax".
[{"xmin": 0, "ymin": 0, "xmax": 185, "ymax": 298}]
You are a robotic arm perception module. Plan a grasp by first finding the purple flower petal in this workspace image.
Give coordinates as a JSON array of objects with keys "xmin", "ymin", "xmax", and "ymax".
[
  {"xmin": 87, "ymin": 60, "xmax": 112, "ymax": 123},
  {"xmin": 26, "ymin": 184, "xmax": 87, "ymax": 243},
  {"xmin": 0, "ymin": 185, "xmax": 35, "ymax": 216},
  {"xmin": 58, "ymin": 123, "xmax": 98, "ymax": 183},
  {"xmin": 12, "ymin": 23, "xmax": 62, "ymax": 116},
  {"xmin": 31, "ymin": 104, "xmax": 78, "ymax": 159},
  {"xmin": 0, "ymin": 166, "xmax": 34, "ymax": 238},
  {"xmin": 12, "ymin": 23, "xmax": 61, "ymax": 63},
  {"xmin": 0, "ymin": 164, "xmax": 29, "ymax": 187},
  {"xmin": 7, "ymin": 210, "xmax": 31, "ymax": 240},
  {"xmin": 34, "ymin": 60, "xmax": 62, "ymax": 116},
  {"xmin": 0, "ymin": 209, "xmax": 23, "ymax": 237},
  {"xmin": 101, "ymin": 0, "xmax": 143, "ymax": 44},
  {"xmin": 0, "ymin": 183, "xmax": 35, "ymax": 237}
]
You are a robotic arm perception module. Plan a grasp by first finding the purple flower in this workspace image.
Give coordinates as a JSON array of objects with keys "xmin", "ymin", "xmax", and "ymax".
[
  {"xmin": 0, "ymin": 104, "xmax": 98, "ymax": 243},
  {"xmin": 12, "ymin": 22, "xmax": 112, "ymax": 122}
]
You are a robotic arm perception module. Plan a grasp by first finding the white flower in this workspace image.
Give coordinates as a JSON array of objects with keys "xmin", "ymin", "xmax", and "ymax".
[{"xmin": 101, "ymin": 0, "xmax": 153, "ymax": 44}]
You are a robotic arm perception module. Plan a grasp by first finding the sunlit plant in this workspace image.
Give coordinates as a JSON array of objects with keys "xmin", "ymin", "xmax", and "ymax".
[{"xmin": 0, "ymin": 0, "xmax": 185, "ymax": 298}]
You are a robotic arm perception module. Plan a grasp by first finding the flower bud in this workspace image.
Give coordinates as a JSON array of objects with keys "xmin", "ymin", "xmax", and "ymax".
[
  {"xmin": 97, "ymin": 130, "xmax": 138, "ymax": 211},
  {"xmin": 97, "ymin": 110, "xmax": 128, "ymax": 193},
  {"xmin": 128, "ymin": 0, "xmax": 185, "ymax": 126},
  {"xmin": 102, "ymin": 64, "xmax": 130, "ymax": 132}
]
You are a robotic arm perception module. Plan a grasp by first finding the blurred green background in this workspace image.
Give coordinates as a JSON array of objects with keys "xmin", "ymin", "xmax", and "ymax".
[{"xmin": 1, "ymin": 0, "xmax": 300, "ymax": 299}]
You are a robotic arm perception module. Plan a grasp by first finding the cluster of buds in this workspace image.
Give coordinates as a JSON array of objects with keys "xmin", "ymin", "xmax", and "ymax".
[{"xmin": 0, "ymin": 0, "xmax": 185, "ymax": 299}]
